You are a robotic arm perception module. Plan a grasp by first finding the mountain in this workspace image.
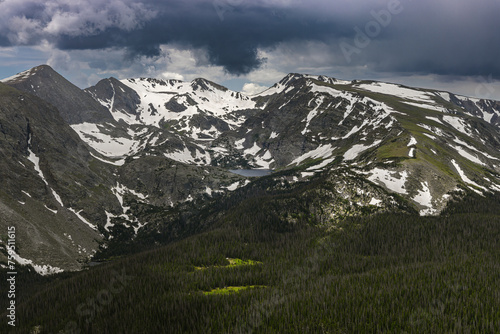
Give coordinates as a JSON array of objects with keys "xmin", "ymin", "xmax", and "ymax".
[
  {"xmin": 0, "ymin": 69, "xmax": 249, "ymax": 272},
  {"xmin": 0, "ymin": 82, "xmax": 113, "ymax": 272},
  {"xmin": 83, "ymin": 71, "xmax": 500, "ymax": 214},
  {"xmin": 0, "ymin": 65, "xmax": 114, "ymax": 124},
  {"xmin": 1, "ymin": 65, "xmax": 500, "ymax": 274}
]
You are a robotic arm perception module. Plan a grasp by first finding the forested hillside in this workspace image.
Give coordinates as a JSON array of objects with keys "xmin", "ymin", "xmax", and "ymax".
[{"xmin": 2, "ymin": 191, "xmax": 500, "ymax": 333}]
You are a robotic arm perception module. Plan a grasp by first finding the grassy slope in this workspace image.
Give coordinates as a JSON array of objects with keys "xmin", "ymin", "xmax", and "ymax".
[{"xmin": 320, "ymin": 80, "xmax": 499, "ymax": 197}]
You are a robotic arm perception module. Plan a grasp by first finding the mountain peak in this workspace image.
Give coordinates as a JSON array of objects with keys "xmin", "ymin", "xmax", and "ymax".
[
  {"xmin": 2, "ymin": 64, "xmax": 113, "ymax": 124},
  {"xmin": 31, "ymin": 64, "xmax": 56, "ymax": 73},
  {"xmin": 191, "ymin": 78, "xmax": 228, "ymax": 92},
  {"xmin": 277, "ymin": 73, "xmax": 343, "ymax": 88},
  {"xmin": 279, "ymin": 73, "xmax": 347, "ymax": 87},
  {"xmin": 278, "ymin": 73, "xmax": 305, "ymax": 85},
  {"xmin": 1, "ymin": 64, "xmax": 64, "ymax": 85},
  {"xmin": 1, "ymin": 64, "xmax": 56, "ymax": 84}
]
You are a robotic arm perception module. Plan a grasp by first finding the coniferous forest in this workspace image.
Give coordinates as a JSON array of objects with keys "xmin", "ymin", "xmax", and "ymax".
[{"xmin": 2, "ymin": 188, "xmax": 500, "ymax": 333}]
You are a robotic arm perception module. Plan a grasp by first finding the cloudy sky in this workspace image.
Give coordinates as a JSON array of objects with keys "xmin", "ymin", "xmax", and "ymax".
[{"xmin": 1, "ymin": 0, "xmax": 499, "ymax": 99}]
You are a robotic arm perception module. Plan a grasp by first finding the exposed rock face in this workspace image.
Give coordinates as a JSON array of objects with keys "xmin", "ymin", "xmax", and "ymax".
[
  {"xmin": 449, "ymin": 93, "xmax": 500, "ymax": 128},
  {"xmin": 0, "ymin": 83, "xmax": 114, "ymax": 271},
  {"xmin": 85, "ymin": 77, "xmax": 141, "ymax": 121}
]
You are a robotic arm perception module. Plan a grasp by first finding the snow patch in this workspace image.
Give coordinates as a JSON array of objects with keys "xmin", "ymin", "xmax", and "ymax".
[
  {"xmin": 164, "ymin": 147, "xmax": 193, "ymax": 162},
  {"xmin": 244, "ymin": 142, "xmax": 261, "ymax": 156},
  {"xmin": 27, "ymin": 135, "xmax": 64, "ymax": 207},
  {"xmin": 9, "ymin": 250, "xmax": 64, "ymax": 276},
  {"xmin": 104, "ymin": 211, "xmax": 118, "ymax": 232},
  {"xmin": 482, "ymin": 111, "xmax": 495, "ymax": 123},
  {"xmin": 234, "ymin": 138, "xmax": 246, "ymax": 149},
  {"xmin": 442, "ymin": 116, "xmax": 471, "ymax": 136},
  {"xmin": 44, "ymin": 205, "xmax": 58, "ymax": 214},
  {"xmin": 423, "ymin": 133, "xmax": 437, "ymax": 140},
  {"xmin": 343, "ymin": 140, "xmax": 381, "ymax": 161},
  {"xmin": 369, "ymin": 198, "xmax": 382, "ymax": 206},
  {"xmin": 451, "ymin": 159, "xmax": 487, "ymax": 192},
  {"xmin": 425, "ymin": 116, "xmax": 444, "ymax": 124},
  {"xmin": 291, "ymin": 144, "xmax": 335, "ymax": 165},
  {"xmin": 307, "ymin": 158, "xmax": 335, "ymax": 171},
  {"xmin": 69, "ymin": 208, "xmax": 97, "ymax": 231},
  {"xmin": 413, "ymin": 182, "xmax": 436, "ymax": 215},
  {"xmin": 71, "ymin": 123, "xmax": 140, "ymax": 157},
  {"xmin": 225, "ymin": 180, "xmax": 250, "ymax": 191},
  {"xmin": 408, "ymin": 148, "xmax": 415, "ymax": 158},
  {"xmin": 450, "ymin": 145, "xmax": 486, "ymax": 166},
  {"xmin": 407, "ymin": 136, "xmax": 417, "ymax": 147},
  {"xmin": 27, "ymin": 143, "xmax": 48, "ymax": 186},
  {"xmin": 301, "ymin": 96, "xmax": 324, "ymax": 135},
  {"xmin": 368, "ymin": 168, "xmax": 408, "ymax": 194},
  {"xmin": 357, "ymin": 82, "xmax": 434, "ymax": 102},
  {"xmin": 404, "ymin": 102, "xmax": 447, "ymax": 112},
  {"xmin": 89, "ymin": 151, "xmax": 126, "ymax": 166}
]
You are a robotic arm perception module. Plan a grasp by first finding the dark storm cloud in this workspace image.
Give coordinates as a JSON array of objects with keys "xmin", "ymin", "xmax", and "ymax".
[
  {"xmin": 1, "ymin": 0, "xmax": 499, "ymax": 78},
  {"xmin": 344, "ymin": 0, "xmax": 500, "ymax": 79},
  {"xmin": 53, "ymin": 0, "xmax": 348, "ymax": 74}
]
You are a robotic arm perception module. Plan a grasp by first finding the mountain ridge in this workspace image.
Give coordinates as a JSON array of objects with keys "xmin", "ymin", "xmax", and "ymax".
[{"xmin": 1, "ymin": 65, "xmax": 500, "ymax": 273}]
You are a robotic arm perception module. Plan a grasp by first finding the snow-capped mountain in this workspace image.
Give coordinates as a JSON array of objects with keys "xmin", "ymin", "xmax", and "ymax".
[
  {"xmin": 1, "ymin": 65, "xmax": 500, "ymax": 273},
  {"xmin": 79, "ymin": 71, "xmax": 500, "ymax": 213}
]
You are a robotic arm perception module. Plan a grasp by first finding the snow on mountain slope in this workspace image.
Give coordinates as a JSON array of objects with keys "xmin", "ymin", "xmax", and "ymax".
[
  {"xmin": 79, "ymin": 77, "xmax": 262, "ymax": 165},
  {"xmin": 4, "ymin": 66, "xmax": 500, "ymax": 275},
  {"xmin": 0, "ymin": 67, "xmax": 37, "ymax": 83},
  {"xmin": 435, "ymin": 91, "xmax": 500, "ymax": 127},
  {"xmin": 71, "ymin": 122, "xmax": 144, "ymax": 158},
  {"xmin": 356, "ymin": 82, "xmax": 435, "ymax": 102},
  {"xmin": 117, "ymin": 77, "xmax": 256, "ymax": 127},
  {"xmin": 67, "ymin": 70, "xmax": 500, "ymax": 215}
]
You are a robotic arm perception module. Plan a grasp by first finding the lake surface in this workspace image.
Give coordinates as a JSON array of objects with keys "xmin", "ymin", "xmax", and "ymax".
[
  {"xmin": 229, "ymin": 169, "xmax": 273, "ymax": 177},
  {"xmin": 87, "ymin": 261, "xmax": 104, "ymax": 267}
]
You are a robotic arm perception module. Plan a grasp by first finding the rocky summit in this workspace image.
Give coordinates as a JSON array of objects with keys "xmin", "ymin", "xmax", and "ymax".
[{"xmin": 1, "ymin": 65, "xmax": 500, "ymax": 272}]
